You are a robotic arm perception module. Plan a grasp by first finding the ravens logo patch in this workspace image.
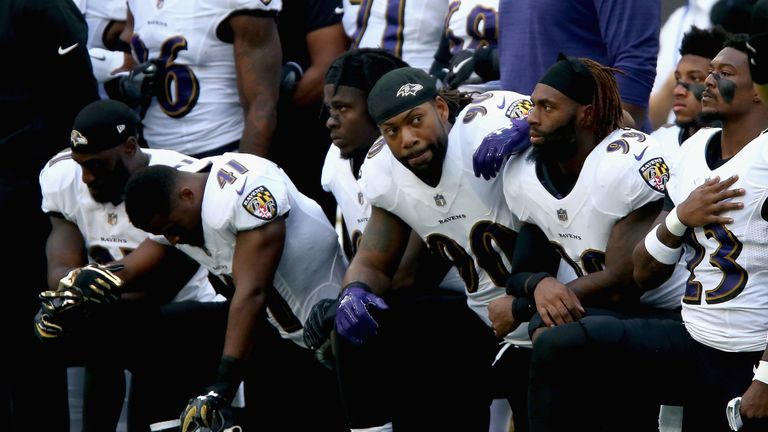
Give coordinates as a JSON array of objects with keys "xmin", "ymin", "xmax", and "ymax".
[
  {"xmin": 505, "ymin": 99, "xmax": 532, "ymax": 119},
  {"xmin": 242, "ymin": 186, "xmax": 278, "ymax": 220},
  {"xmin": 638, "ymin": 157, "xmax": 669, "ymax": 193}
]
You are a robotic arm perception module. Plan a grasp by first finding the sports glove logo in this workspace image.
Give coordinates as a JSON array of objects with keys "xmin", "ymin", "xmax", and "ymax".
[{"xmin": 396, "ymin": 83, "xmax": 424, "ymax": 97}]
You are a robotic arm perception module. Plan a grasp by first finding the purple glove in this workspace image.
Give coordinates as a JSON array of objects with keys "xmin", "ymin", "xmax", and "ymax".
[
  {"xmin": 335, "ymin": 282, "xmax": 389, "ymax": 345},
  {"xmin": 472, "ymin": 117, "xmax": 531, "ymax": 180}
]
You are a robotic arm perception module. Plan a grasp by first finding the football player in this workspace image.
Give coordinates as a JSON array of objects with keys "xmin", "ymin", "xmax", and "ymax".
[
  {"xmin": 120, "ymin": 0, "xmax": 281, "ymax": 157},
  {"xmin": 123, "ymin": 153, "xmax": 348, "ymax": 431},
  {"xmin": 498, "ymin": 54, "xmax": 687, "ymax": 431},
  {"xmin": 317, "ymin": 48, "xmax": 496, "ymax": 431},
  {"xmin": 334, "ymin": 66, "xmax": 533, "ymax": 431},
  {"xmin": 651, "ymin": 26, "xmax": 728, "ymax": 149},
  {"xmin": 431, "ymin": 0, "xmax": 500, "ymax": 89},
  {"xmin": 631, "ymin": 35, "xmax": 768, "ymax": 431},
  {"xmin": 351, "ymin": 0, "xmax": 448, "ymax": 71},
  {"xmin": 37, "ymin": 99, "xmax": 225, "ymax": 431}
]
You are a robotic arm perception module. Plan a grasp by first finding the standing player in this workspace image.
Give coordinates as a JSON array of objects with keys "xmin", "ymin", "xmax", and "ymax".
[
  {"xmin": 351, "ymin": 0, "xmax": 447, "ymax": 70},
  {"xmin": 123, "ymin": 154, "xmax": 348, "ymax": 431},
  {"xmin": 37, "ymin": 100, "xmax": 223, "ymax": 431},
  {"xmin": 432, "ymin": 0, "xmax": 500, "ymax": 89},
  {"xmin": 334, "ymin": 66, "xmax": 533, "ymax": 431},
  {"xmin": 0, "ymin": 0, "xmax": 98, "ymax": 428},
  {"xmin": 121, "ymin": 0, "xmax": 281, "ymax": 157}
]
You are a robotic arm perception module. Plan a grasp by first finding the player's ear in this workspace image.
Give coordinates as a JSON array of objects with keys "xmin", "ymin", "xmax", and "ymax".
[
  {"xmin": 578, "ymin": 104, "xmax": 593, "ymax": 127},
  {"xmin": 179, "ymin": 186, "xmax": 195, "ymax": 205},
  {"xmin": 121, "ymin": 136, "xmax": 139, "ymax": 156},
  {"xmin": 435, "ymin": 96, "xmax": 449, "ymax": 123}
]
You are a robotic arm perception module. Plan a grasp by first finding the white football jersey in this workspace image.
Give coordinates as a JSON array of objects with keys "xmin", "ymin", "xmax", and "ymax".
[
  {"xmin": 321, "ymin": 142, "xmax": 465, "ymax": 292},
  {"xmin": 169, "ymin": 153, "xmax": 347, "ymax": 346},
  {"xmin": 650, "ymin": 124, "xmax": 683, "ymax": 172},
  {"xmin": 75, "ymin": 0, "xmax": 127, "ymax": 50},
  {"xmin": 359, "ymin": 90, "xmax": 530, "ymax": 345},
  {"xmin": 127, "ymin": 0, "xmax": 281, "ymax": 155},
  {"xmin": 39, "ymin": 149, "xmax": 218, "ymax": 303},
  {"xmin": 351, "ymin": 0, "xmax": 447, "ymax": 70},
  {"xmin": 444, "ymin": 0, "xmax": 499, "ymax": 55},
  {"xmin": 666, "ymin": 128, "xmax": 768, "ymax": 352},
  {"xmin": 342, "ymin": 0, "xmax": 361, "ymax": 38},
  {"xmin": 503, "ymin": 128, "xmax": 686, "ymax": 310}
]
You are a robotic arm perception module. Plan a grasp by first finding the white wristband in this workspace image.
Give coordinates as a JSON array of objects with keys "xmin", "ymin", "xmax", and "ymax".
[
  {"xmin": 644, "ymin": 225, "xmax": 682, "ymax": 265},
  {"xmin": 665, "ymin": 208, "xmax": 688, "ymax": 237},
  {"xmin": 753, "ymin": 360, "xmax": 768, "ymax": 384}
]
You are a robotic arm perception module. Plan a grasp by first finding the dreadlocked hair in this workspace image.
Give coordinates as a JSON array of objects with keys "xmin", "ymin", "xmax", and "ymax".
[
  {"xmin": 324, "ymin": 48, "xmax": 409, "ymax": 126},
  {"xmin": 325, "ymin": 48, "xmax": 409, "ymax": 96},
  {"xmin": 438, "ymin": 88, "xmax": 474, "ymax": 123},
  {"xmin": 580, "ymin": 58, "xmax": 624, "ymax": 143}
]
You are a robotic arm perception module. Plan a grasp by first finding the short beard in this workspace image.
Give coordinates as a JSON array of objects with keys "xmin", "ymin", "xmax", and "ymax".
[
  {"xmin": 527, "ymin": 118, "xmax": 578, "ymax": 164},
  {"xmin": 90, "ymin": 159, "xmax": 131, "ymax": 204},
  {"xmin": 674, "ymin": 117, "xmax": 699, "ymax": 129},
  {"xmin": 697, "ymin": 110, "xmax": 724, "ymax": 126}
]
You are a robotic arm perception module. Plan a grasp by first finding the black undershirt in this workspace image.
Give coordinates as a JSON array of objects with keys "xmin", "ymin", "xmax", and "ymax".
[{"xmin": 535, "ymin": 159, "xmax": 578, "ymax": 199}]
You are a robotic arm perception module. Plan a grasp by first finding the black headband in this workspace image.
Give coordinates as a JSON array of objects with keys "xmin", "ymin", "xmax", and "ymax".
[{"xmin": 538, "ymin": 54, "xmax": 596, "ymax": 106}]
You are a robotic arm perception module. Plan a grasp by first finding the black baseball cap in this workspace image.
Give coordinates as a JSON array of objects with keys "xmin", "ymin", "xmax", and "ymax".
[
  {"xmin": 367, "ymin": 67, "xmax": 438, "ymax": 125},
  {"xmin": 70, "ymin": 100, "xmax": 140, "ymax": 154}
]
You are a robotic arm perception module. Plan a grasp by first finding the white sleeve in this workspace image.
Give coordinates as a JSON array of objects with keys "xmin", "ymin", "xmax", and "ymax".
[
  {"xmin": 39, "ymin": 154, "xmax": 79, "ymax": 219},
  {"xmin": 232, "ymin": 169, "xmax": 291, "ymax": 231},
  {"xmin": 320, "ymin": 145, "xmax": 337, "ymax": 194}
]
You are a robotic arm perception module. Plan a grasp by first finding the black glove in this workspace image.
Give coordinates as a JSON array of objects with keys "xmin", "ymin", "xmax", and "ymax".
[
  {"xmin": 118, "ymin": 60, "xmax": 161, "ymax": 107},
  {"xmin": 280, "ymin": 61, "xmax": 303, "ymax": 99},
  {"xmin": 445, "ymin": 46, "xmax": 499, "ymax": 89},
  {"xmin": 62, "ymin": 264, "xmax": 123, "ymax": 305},
  {"xmin": 445, "ymin": 50, "xmax": 477, "ymax": 89},
  {"xmin": 429, "ymin": 59, "xmax": 449, "ymax": 86},
  {"xmin": 34, "ymin": 288, "xmax": 87, "ymax": 341},
  {"xmin": 303, "ymin": 298, "xmax": 339, "ymax": 370},
  {"xmin": 180, "ymin": 390, "xmax": 234, "ymax": 432},
  {"xmin": 748, "ymin": 33, "xmax": 768, "ymax": 84},
  {"xmin": 179, "ymin": 356, "xmax": 244, "ymax": 431}
]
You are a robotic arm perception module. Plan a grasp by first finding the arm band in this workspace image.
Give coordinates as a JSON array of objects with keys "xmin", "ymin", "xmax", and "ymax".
[
  {"xmin": 665, "ymin": 207, "xmax": 688, "ymax": 237},
  {"xmin": 505, "ymin": 272, "xmax": 550, "ymax": 298},
  {"xmin": 511, "ymin": 297, "xmax": 536, "ymax": 323},
  {"xmin": 753, "ymin": 360, "xmax": 768, "ymax": 384},
  {"xmin": 643, "ymin": 225, "xmax": 682, "ymax": 265}
]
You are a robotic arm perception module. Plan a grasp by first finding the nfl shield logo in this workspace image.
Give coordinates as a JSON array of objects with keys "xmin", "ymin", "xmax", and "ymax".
[
  {"xmin": 434, "ymin": 194, "xmax": 446, "ymax": 207},
  {"xmin": 156, "ymin": 0, "xmax": 164, "ymax": 8},
  {"xmin": 107, "ymin": 212, "xmax": 118, "ymax": 225},
  {"xmin": 358, "ymin": 192, "xmax": 364, "ymax": 205},
  {"xmin": 557, "ymin": 208, "xmax": 568, "ymax": 222}
]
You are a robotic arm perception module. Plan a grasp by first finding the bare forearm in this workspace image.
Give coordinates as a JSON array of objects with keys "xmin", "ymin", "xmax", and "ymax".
[
  {"xmin": 632, "ymin": 221, "xmax": 683, "ymax": 290},
  {"xmin": 292, "ymin": 67, "xmax": 325, "ymax": 108},
  {"xmin": 223, "ymin": 289, "xmax": 266, "ymax": 360},
  {"xmin": 343, "ymin": 261, "xmax": 394, "ymax": 296},
  {"xmin": 232, "ymin": 16, "xmax": 281, "ymax": 157},
  {"xmin": 240, "ymin": 105, "xmax": 277, "ymax": 157},
  {"xmin": 567, "ymin": 269, "xmax": 637, "ymax": 304}
]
